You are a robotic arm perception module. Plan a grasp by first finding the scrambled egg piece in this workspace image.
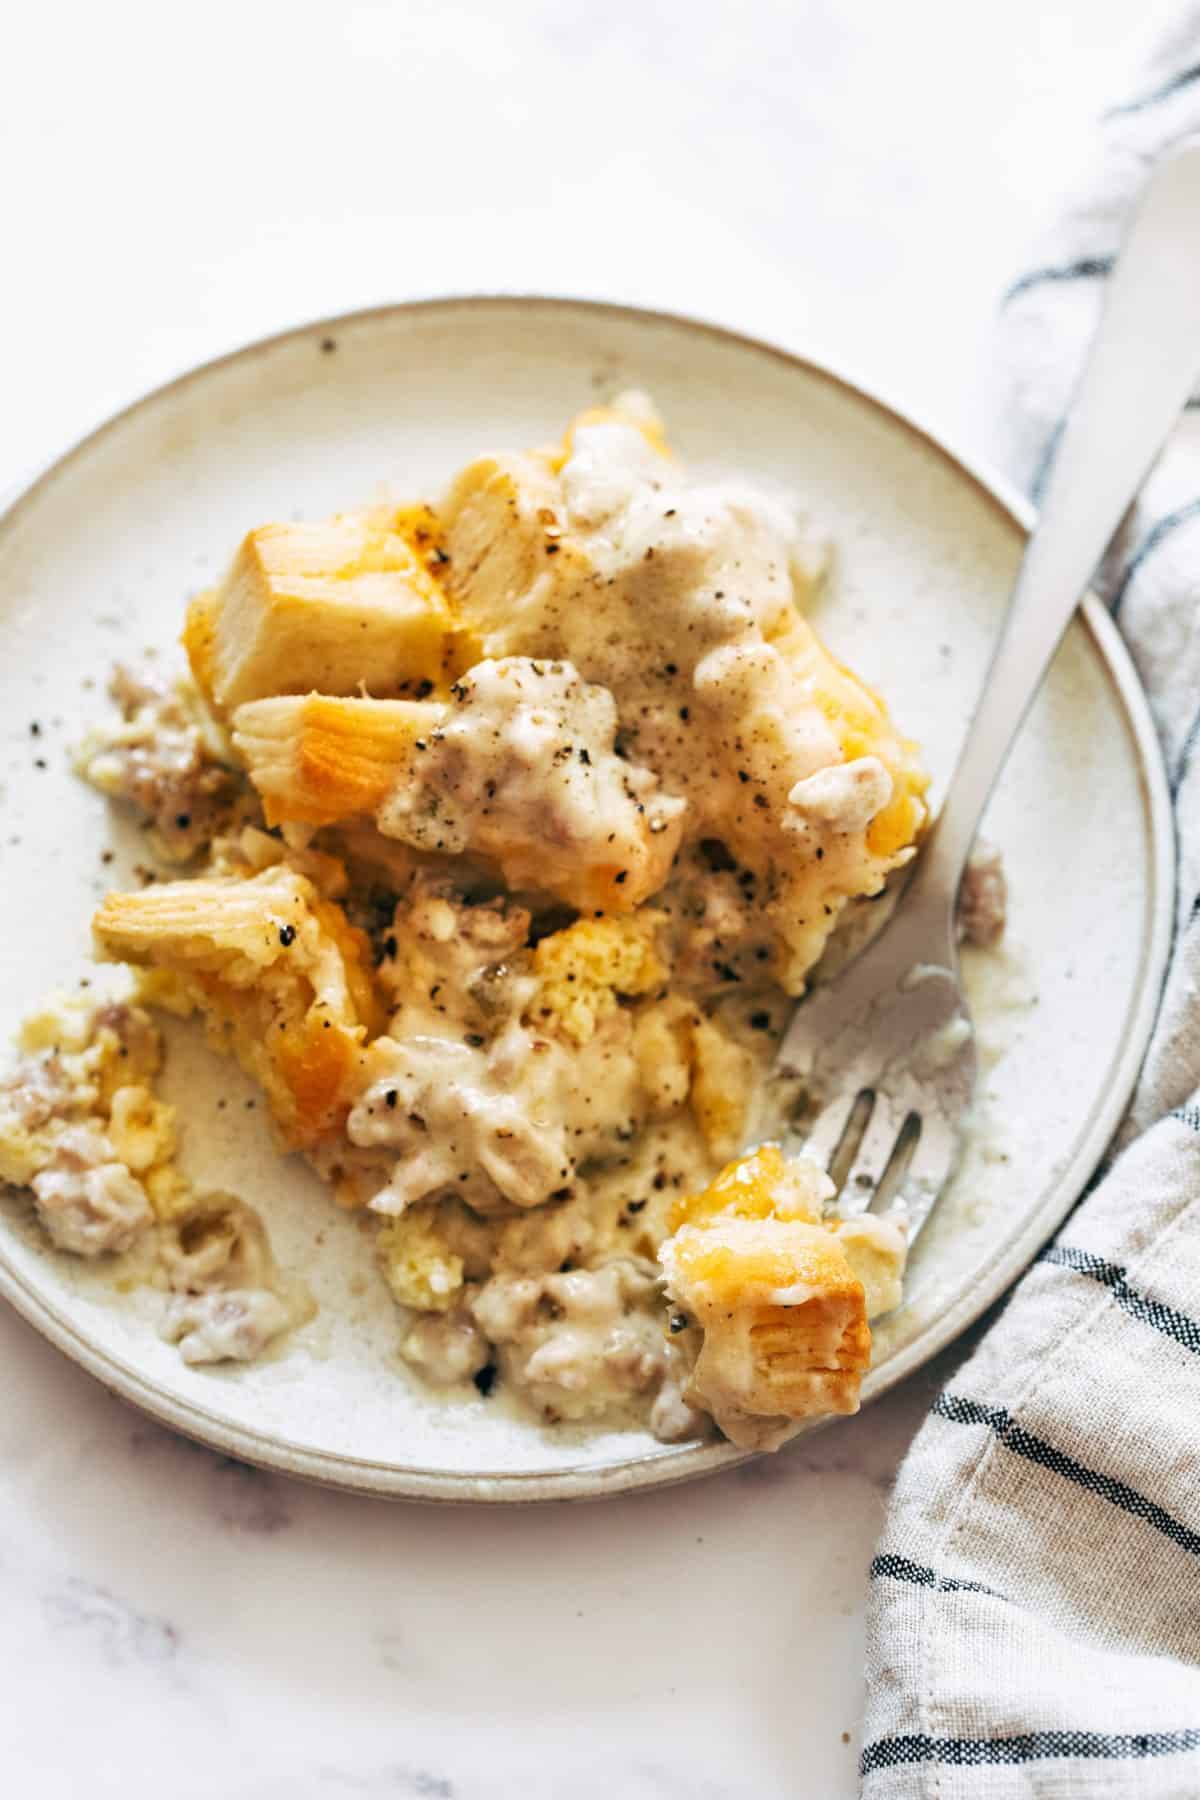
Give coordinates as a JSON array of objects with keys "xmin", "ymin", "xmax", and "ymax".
[
  {"xmin": 377, "ymin": 1204, "xmax": 467, "ymax": 1312},
  {"xmin": 687, "ymin": 1015, "xmax": 759, "ymax": 1164},
  {"xmin": 0, "ymin": 994, "xmax": 180, "ymax": 1255},
  {"xmin": 528, "ymin": 919, "xmax": 756, "ymax": 1160},
  {"xmin": 530, "ymin": 914, "xmax": 667, "ymax": 1046}
]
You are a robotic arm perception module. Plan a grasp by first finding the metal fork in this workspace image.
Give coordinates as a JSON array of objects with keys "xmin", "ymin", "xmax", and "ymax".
[{"xmin": 774, "ymin": 142, "xmax": 1200, "ymax": 1242}]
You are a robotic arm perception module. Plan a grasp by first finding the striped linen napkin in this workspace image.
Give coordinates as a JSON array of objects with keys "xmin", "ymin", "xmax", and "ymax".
[{"xmin": 861, "ymin": 16, "xmax": 1200, "ymax": 1798}]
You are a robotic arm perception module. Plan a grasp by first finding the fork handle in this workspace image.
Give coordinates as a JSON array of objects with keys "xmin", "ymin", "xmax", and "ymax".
[{"xmin": 905, "ymin": 142, "xmax": 1200, "ymax": 931}]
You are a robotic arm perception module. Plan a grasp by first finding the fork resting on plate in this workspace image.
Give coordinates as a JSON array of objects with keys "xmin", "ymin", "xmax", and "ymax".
[{"xmin": 775, "ymin": 143, "xmax": 1200, "ymax": 1244}]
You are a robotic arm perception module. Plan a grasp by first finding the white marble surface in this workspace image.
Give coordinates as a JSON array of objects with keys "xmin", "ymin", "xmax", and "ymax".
[{"xmin": 0, "ymin": 2, "xmax": 1166, "ymax": 1794}]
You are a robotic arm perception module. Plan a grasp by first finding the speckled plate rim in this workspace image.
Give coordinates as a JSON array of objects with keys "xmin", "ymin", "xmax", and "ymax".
[{"xmin": 0, "ymin": 295, "xmax": 1176, "ymax": 1504}]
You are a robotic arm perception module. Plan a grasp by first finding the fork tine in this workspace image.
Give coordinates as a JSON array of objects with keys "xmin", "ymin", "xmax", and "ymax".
[
  {"xmin": 895, "ymin": 1111, "xmax": 959, "ymax": 1243},
  {"xmin": 775, "ymin": 948, "xmax": 974, "ymax": 1255},
  {"xmin": 792, "ymin": 1087, "xmax": 864, "ymax": 1174},
  {"xmin": 837, "ymin": 1090, "xmax": 905, "ymax": 1216}
]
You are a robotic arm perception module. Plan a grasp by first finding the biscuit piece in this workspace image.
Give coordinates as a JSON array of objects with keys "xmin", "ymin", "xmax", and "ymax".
[
  {"xmin": 661, "ymin": 1213, "xmax": 870, "ymax": 1448},
  {"xmin": 660, "ymin": 1144, "xmax": 907, "ymax": 1448},
  {"xmin": 232, "ymin": 693, "xmax": 444, "ymax": 828},
  {"xmin": 93, "ymin": 867, "xmax": 383, "ymax": 1149},
  {"xmin": 186, "ymin": 507, "xmax": 473, "ymax": 713}
]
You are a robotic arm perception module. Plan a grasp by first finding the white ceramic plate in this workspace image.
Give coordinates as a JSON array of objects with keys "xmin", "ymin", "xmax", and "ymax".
[{"xmin": 0, "ymin": 298, "xmax": 1173, "ymax": 1501}]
